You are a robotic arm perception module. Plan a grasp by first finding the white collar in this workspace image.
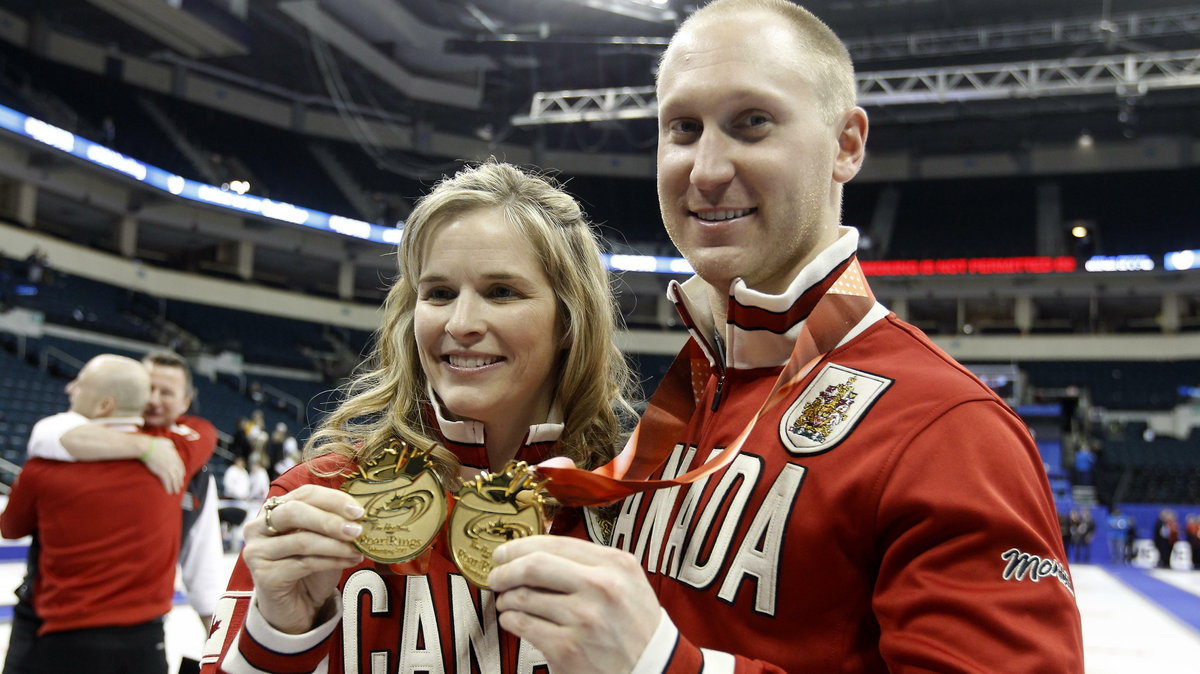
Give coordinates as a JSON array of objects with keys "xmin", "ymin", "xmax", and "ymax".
[{"xmin": 426, "ymin": 384, "xmax": 565, "ymax": 446}]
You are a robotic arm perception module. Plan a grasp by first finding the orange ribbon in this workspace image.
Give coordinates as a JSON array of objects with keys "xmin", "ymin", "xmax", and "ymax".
[{"xmin": 540, "ymin": 256, "xmax": 876, "ymax": 507}]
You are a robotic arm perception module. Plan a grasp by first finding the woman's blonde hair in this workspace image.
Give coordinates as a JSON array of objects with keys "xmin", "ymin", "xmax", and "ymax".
[{"xmin": 305, "ymin": 161, "xmax": 638, "ymax": 483}]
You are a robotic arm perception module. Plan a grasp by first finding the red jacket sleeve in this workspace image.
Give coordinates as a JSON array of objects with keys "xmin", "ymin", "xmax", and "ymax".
[
  {"xmin": 871, "ymin": 400, "xmax": 1083, "ymax": 672},
  {"xmin": 0, "ymin": 460, "xmax": 41, "ymax": 539},
  {"xmin": 168, "ymin": 416, "xmax": 217, "ymax": 476}
]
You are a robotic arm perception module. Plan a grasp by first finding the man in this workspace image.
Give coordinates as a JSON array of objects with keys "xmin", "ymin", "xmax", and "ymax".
[
  {"xmin": 3, "ymin": 351, "xmax": 222, "ymax": 673},
  {"xmin": 2, "ymin": 354, "xmax": 161, "ymax": 673},
  {"xmin": 488, "ymin": 1, "xmax": 1084, "ymax": 671},
  {"xmin": 0, "ymin": 354, "xmax": 210, "ymax": 673},
  {"xmin": 58, "ymin": 350, "xmax": 224, "ymax": 632},
  {"xmin": 1106, "ymin": 506, "xmax": 1130, "ymax": 565}
]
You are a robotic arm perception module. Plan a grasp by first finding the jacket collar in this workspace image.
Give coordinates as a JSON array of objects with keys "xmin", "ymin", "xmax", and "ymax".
[
  {"xmin": 427, "ymin": 390, "xmax": 564, "ymax": 470},
  {"xmin": 668, "ymin": 227, "xmax": 888, "ymax": 372}
]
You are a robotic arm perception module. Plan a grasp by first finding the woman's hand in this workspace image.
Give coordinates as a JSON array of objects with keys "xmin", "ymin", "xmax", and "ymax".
[
  {"xmin": 489, "ymin": 536, "xmax": 662, "ymax": 674},
  {"xmin": 241, "ymin": 484, "xmax": 366, "ymax": 634}
]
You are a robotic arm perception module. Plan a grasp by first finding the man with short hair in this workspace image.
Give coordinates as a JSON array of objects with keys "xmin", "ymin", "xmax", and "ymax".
[
  {"xmin": 2, "ymin": 351, "xmax": 221, "ymax": 673},
  {"xmin": 489, "ymin": 1, "xmax": 1084, "ymax": 671},
  {"xmin": 1, "ymin": 354, "xmax": 211, "ymax": 673},
  {"xmin": 59, "ymin": 350, "xmax": 224, "ymax": 632}
]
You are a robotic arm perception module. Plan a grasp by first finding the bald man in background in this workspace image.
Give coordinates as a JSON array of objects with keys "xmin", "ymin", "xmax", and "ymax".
[{"xmin": 1, "ymin": 354, "xmax": 212, "ymax": 674}]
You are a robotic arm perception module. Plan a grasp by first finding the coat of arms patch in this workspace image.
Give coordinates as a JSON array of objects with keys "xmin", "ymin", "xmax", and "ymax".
[{"xmin": 780, "ymin": 363, "xmax": 892, "ymax": 454}]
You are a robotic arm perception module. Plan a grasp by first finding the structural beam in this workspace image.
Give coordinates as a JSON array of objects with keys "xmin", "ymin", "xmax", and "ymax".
[
  {"xmin": 279, "ymin": 0, "xmax": 483, "ymax": 109},
  {"xmin": 84, "ymin": 0, "xmax": 247, "ymax": 58},
  {"xmin": 844, "ymin": 6, "xmax": 1200, "ymax": 60},
  {"xmin": 513, "ymin": 49, "xmax": 1200, "ymax": 125}
]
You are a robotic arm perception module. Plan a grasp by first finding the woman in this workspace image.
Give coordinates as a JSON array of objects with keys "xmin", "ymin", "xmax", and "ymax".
[{"xmin": 200, "ymin": 162, "xmax": 637, "ymax": 672}]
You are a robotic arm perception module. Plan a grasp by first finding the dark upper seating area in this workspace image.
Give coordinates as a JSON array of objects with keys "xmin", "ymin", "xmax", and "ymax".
[
  {"xmin": 8, "ymin": 38, "xmax": 1198, "ymax": 263},
  {"xmin": 163, "ymin": 299, "xmax": 326, "ymax": 371},
  {"xmin": 1022, "ymin": 361, "xmax": 1200, "ymax": 411},
  {"xmin": 2, "ymin": 258, "xmax": 359, "ymax": 376},
  {"xmin": 6, "ymin": 267, "xmax": 158, "ymax": 344},
  {"xmin": 1095, "ymin": 426, "xmax": 1200, "ymax": 505},
  {"xmin": 154, "ymin": 96, "xmax": 359, "ymax": 218}
]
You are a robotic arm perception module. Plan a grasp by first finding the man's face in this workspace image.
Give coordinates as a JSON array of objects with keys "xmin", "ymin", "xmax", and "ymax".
[
  {"xmin": 143, "ymin": 363, "xmax": 191, "ymax": 428},
  {"xmin": 656, "ymin": 11, "xmax": 847, "ymax": 295}
]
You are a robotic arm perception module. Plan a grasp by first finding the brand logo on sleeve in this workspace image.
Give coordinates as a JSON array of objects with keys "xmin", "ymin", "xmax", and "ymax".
[{"xmin": 1000, "ymin": 548, "xmax": 1074, "ymax": 596}]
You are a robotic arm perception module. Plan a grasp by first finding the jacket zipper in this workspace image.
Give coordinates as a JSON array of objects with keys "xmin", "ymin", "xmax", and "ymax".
[{"xmin": 710, "ymin": 327, "xmax": 727, "ymax": 412}]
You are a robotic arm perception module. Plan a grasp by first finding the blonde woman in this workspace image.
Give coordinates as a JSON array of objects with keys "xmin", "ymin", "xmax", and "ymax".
[{"xmin": 201, "ymin": 161, "xmax": 637, "ymax": 673}]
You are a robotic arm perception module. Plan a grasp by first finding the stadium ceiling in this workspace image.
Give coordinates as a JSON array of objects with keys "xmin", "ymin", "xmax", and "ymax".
[{"xmin": 3, "ymin": 0, "xmax": 1200, "ymax": 157}]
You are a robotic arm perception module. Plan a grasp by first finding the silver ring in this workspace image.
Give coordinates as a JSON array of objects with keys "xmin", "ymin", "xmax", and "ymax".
[{"xmin": 263, "ymin": 496, "xmax": 283, "ymax": 536}]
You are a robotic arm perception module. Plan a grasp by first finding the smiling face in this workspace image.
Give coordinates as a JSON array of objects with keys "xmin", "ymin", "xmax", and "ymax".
[
  {"xmin": 656, "ymin": 9, "xmax": 861, "ymax": 296},
  {"xmin": 413, "ymin": 207, "xmax": 562, "ymax": 436},
  {"xmin": 143, "ymin": 362, "xmax": 191, "ymax": 429}
]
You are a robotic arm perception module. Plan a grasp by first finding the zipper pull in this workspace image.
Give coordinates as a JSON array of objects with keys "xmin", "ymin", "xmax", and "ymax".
[{"xmin": 711, "ymin": 375, "xmax": 725, "ymax": 412}]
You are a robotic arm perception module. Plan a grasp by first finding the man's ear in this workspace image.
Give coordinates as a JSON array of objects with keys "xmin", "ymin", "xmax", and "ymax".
[
  {"xmin": 832, "ymin": 106, "xmax": 868, "ymax": 184},
  {"xmin": 94, "ymin": 395, "xmax": 116, "ymax": 418}
]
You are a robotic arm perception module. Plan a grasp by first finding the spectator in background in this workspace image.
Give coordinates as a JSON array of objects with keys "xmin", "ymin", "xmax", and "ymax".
[
  {"xmin": 1126, "ymin": 515, "xmax": 1139, "ymax": 565},
  {"xmin": 1153, "ymin": 509, "xmax": 1179, "ymax": 568},
  {"xmin": 1074, "ymin": 442, "xmax": 1096, "ymax": 486},
  {"xmin": 1067, "ymin": 509, "xmax": 1084, "ymax": 562},
  {"xmin": 266, "ymin": 421, "xmax": 296, "ymax": 479},
  {"xmin": 220, "ymin": 455, "xmax": 255, "ymax": 553},
  {"xmin": 1073, "ymin": 510, "xmax": 1095, "ymax": 564},
  {"xmin": 1187, "ymin": 514, "xmax": 1200, "ymax": 571},
  {"xmin": 222, "ymin": 455, "xmax": 251, "ymax": 502},
  {"xmin": 247, "ymin": 451, "xmax": 270, "ymax": 502},
  {"xmin": 1107, "ymin": 507, "xmax": 1130, "ymax": 565},
  {"xmin": 229, "ymin": 415, "xmax": 251, "ymax": 463},
  {"xmin": 246, "ymin": 409, "xmax": 267, "ymax": 456},
  {"xmin": 1, "ymin": 354, "xmax": 210, "ymax": 673}
]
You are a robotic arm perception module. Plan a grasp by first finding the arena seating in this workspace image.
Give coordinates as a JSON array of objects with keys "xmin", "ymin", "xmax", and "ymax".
[
  {"xmin": 0, "ymin": 349, "xmax": 68, "ymax": 470},
  {"xmin": 1022, "ymin": 361, "xmax": 1200, "ymax": 411}
]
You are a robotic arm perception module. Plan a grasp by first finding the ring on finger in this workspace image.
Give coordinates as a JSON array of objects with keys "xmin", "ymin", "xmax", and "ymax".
[{"xmin": 263, "ymin": 495, "xmax": 284, "ymax": 536}]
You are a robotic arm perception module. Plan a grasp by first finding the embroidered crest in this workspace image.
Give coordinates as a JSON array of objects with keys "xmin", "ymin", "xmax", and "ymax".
[{"xmin": 780, "ymin": 364, "xmax": 891, "ymax": 454}]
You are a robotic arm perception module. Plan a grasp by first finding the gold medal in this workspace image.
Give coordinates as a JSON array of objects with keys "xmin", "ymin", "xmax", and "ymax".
[
  {"xmin": 341, "ymin": 440, "xmax": 448, "ymax": 564},
  {"xmin": 450, "ymin": 461, "xmax": 548, "ymax": 588}
]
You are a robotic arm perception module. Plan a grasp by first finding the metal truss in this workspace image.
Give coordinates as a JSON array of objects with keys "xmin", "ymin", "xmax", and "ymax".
[
  {"xmin": 857, "ymin": 49, "xmax": 1200, "ymax": 106},
  {"xmin": 511, "ymin": 49, "xmax": 1200, "ymax": 125},
  {"xmin": 512, "ymin": 86, "xmax": 658, "ymax": 125},
  {"xmin": 845, "ymin": 6, "xmax": 1200, "ymax": 61}
]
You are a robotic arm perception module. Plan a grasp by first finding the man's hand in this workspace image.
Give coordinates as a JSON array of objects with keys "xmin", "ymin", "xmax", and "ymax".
[
  {"xmin": 142, "ymin": 437, "xmax": 184, "ymax": 493},
  {"xmin": 489, "ymin": 536, "xmax": 662, "ymax": 674}
]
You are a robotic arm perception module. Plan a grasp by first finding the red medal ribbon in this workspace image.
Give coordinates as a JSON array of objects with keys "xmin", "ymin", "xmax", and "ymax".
[{"xmin": 540, "ymin": 256, "xmax": 877, "ymax": 506}]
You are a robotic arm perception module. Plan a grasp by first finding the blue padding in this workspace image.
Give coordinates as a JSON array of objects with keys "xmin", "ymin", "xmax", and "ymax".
[
  {"xmin": 0, "ymin": 545, "xmax": 29, "ymax": 562},
  {"xmin": 1109, "ymin": 566, "xmax": 1200, "ymax": 632}
]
